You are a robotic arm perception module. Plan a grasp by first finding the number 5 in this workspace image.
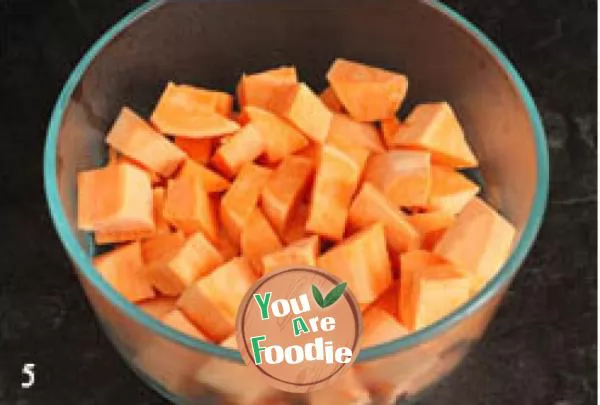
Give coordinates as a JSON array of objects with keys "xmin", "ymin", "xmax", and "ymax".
[{"xmin": 21, "ymin": 363, "xmax": 35, "ymax": 389}]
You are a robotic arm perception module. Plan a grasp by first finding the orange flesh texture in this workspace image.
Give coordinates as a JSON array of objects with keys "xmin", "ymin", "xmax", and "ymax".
[
  {"xmin": 211, "ymin": 123, "xmax": 265, "ymax": 178},
  {"xmin": 106, "ymin": 107, "xmax": 186, "ymax": 177},
  {"xmin": 327, "ymin": 58, "xmax": 408, "ymax": 122},
  {"xmin": 306, "ymin": 143, "xmax": 370, "ymax": 241},
  {"xmin": 162, "ymin": 176, "xmax": 217, "ymax": 241},
  {"xmin": 261, "ymin": 235, "xmax": 320, "ymax": 274},
  {"xmin": 240, "ymin": 208, "xmax": 283, "ymax": 275},
  {"xmin": 241, "ymin": 106, "xmax": 308, "ymax": 164},
  {"xmin": 236, "ymin": 66, "xmax": 298, "ymax": 111},
  {"xmin": 390, "ymin": 102, "xmax": 478, "ymax": 168},
  {"xmin": 363, "ymin": 150, "xmax": 432, "ymax": 207},
  {"xmin": 380, "ymin": 116, "xmax": 402, "ymax": 148},
  {"xmin": 270, "ymin": 83, "xmax": 333, "ymax": 143},
  {"xmin": 427, "ymin": 165, "xmax": 480, "ymax": 214},
  {"xmin": 177, "ymin": 257, "xmax": 257, "ymax": 342},
  {"xmin": 327, "ymin": 113, "xmax": 385, "ymax": 153},
  {"xmin": 361, "ymin": 306, "xmax": 409, "ymax": 347},
  {"xmin": 317, "ymin": 223, "xmax": 392, "ymax": 307},
  {"xmin": 138, "ymin": 297, "xmax": 178, "ymax": 319},
  {"xmin": 150, "ymin": 82, "xmax": 239, "ymax": 138},
  {"xmin": 348, "ymin": 183, "xmax": 421, "ymax": 253},
  {"xmin": 174, "ymin": 137, "xmax": 213, "ymax": 165},
  {"xmin": 220, "ymin": 163, "xmax": 272, "ymax": 246},
  {"xmin": 93, "ymin": 241, "xmax": 155, "ymax": 302},
  {"xmin": 319, "ymin": 86, "xmax": 345, "ymax": 113},
  {"xmin": 434, "ymin": 197, "xmax": 516, "ymax": 291},
  {"xmin": 177, "ymin": 159, "xmax": 230, "ymax": 193},
  {"xmin": 161, "ymin": 309, "xmax": 208, "ymax": 340},
  {"xmin": 260, "ymin": 155, "xmax": 314, "ymax": 233},
  {"xmin": 407, "ymin": 211, "xmax": 455, "ymax": 250},
  {"xmin": 281, "ymin": 202, "xmax": 310, "ymax": 244}
]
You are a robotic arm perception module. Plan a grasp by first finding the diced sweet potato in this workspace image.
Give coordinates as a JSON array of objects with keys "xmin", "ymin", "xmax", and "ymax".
[
  {"xmin": 141, "ymin": 231, "xmax": 186, "ymax": 264},
  {"xmin": 174, "ymin": 138, "xmax": 214, "ymax": 165},
  {"xmin": 369, "ymin": 280, "xmax": 400, "ymax": 318},
  {"xmin": 281, "ymin": 203, "xmax": 310, "ymax": 244},
  {"xmin": 319, "ymin": 86, "xmax": 345, "ymax": 113},
  {"xmin": 177, "ymin": 257, "xmax": 257, "ymax": 342},
  {"xmin": 220, "ymin": 163, "xmax": 272, "ymax": 245},
  {"xmin": 215, "ymin": 228, "xmax": 240, "ymax": 260},
  {"xmin": 241, "ymin": 106, "xmax": 308, "ymax": 164},
  {"xmin": 138, "ymin": 297, "xmax": 178, "ymax": 319},
  {"xmin": 363, "ymin": 150, "xmax": 431, "ymax": 207},
  {"xmin": 407, "ymin": 211, "xmax": 455, "ymax": 250},
  {"xmin": 427, "ymin": 165, "xmax": 480, "ymax": 214},
  {"xmin": 261, "ymin": 155, "xmax": 314, "ymax": 233},
  {"xmin": 327, "ymin": 113, "xmax": 385, "ymax": 153},
  {"xmin": 163, "ymin": 176, "xmax": 217, "ymax": 241},
  {"xmin": 106, "ymin": 107, "xmax": 186, "ymax": 177},
  {"xmin": 151, "ymin": 82, "xmax": 239, "ymax": 138},
  {"xmin": 380, "ymin": 116, "xmax": 401, "ymax": 148},
  {"xmin": 348, "ymin": 183, "xmax": 420, "ymax": 253},
  {"xmin": 317, "ymin": 223, "xmax": 392, "ymax": 307},
  {"xmin": 391, "ymin": 102, "xmax": 478, "ymax": 168},
  {"xmin": 93, "ymin": 241, "xmax": 155, "ymax": 302},
  {"xmin": 78, "ymin": 161, "xmax": 154, "ymax": 233},
  {"xmin": 162, "ymin": 309, "xmax": 208, "ymax": 340},
  {"xmin": 434, "ymin": 197, "xmax": 516, "ymax": 290},
  {"xmin": 145, "ymin": 232, "xmax": 225, "ymax": 296},
  {"xmin": 327, "ymin": 58, "xmax": 408, "ymax": 122},
  {"xmin": 178, "ymin": 159, "xmax": 230, "ymax": 193},
  {"xmin": 240, "ymin": 208, "xmax": 283, "ymax": 274},
  {"xmin": 237, "ymin": 66, "xmax": 298, "ymax": 111},
  {"xmin": 262, "ymin": 235, "xmax": 319, "ymax": 274},
  {"xmin": 211, "ymin": 123, "xmax": 265, "ymax": 178},
  {"xmin": 270, "ymin": 83, "xmax": 333, "ymax": 143},
  {"xmin": 362, "ymin": 306, "xmax": 409, "ymax": 347},
  {"xmin": 307, "ymin": 143, "xmax": 370, "ymax": 241}
]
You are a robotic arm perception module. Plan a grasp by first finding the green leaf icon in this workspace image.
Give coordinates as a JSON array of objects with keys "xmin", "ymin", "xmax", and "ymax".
[
  {"xmin": 322, "ymin": 282, "xmax": 347, "ymax": 308},
  {"xmin": 312, "ymin": 285, "xmax": 325, "ymax": 307}
]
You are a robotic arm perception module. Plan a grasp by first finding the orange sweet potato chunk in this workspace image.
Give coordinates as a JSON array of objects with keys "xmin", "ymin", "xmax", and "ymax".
[
  {"xmin": 177, "ymin": 257, "xmax": 257, "ymax": 342},
  {"xmin": 241, "ymin": 106, "xmax": 308, "ymax": 164},
  {"xmin": 368, "ymin": 280, "xmax": 400, "ymax": 318},
  {"xmin": 327, "ymin": 113, "xmax": 385, "ymax": 153},
  {"xmin": 106, "ymin": 107, "xmax": 186, "ymax": 177},
  {"xmin": 163, "ymin": 176, "xmax": 217, "ymax": 241},
  {"xmin": 162, "ymin": 309, "xmax": 208, "ymax": 340},
  {"xmin": 262, "ymin": 235, "xmax": 320, "ymax": 274},
  {"xmin": 270, "ymin": 83, "xmax": 333, "ymax": 143},
  {"xmin": 220, "ymin": 163, "xmax": 272, "ymax": 245},
  {"xmin": 78, "ymin": 161, "xmax": 154, "ymax": 233},
  {"xmin": 348, "ymin": 183, "xmax": 420, "ymax": 253},
  {"xmin": 281, "ymin": 203, "xmax": 310, "ymax": 244},
  {"xmin": 211, "ymin": 123, "xmax": 265, "ymax": 178},
  {"xmin": 174, "ymin": 138, "xmax": 214, "ymax": 165},
  {"xmin": 363, "ymin": 150, "xmax": 432, "ymax": 207},
  {"xmin": 260, "ymin": 155, "xmax": 314, "ymax": 233},
  {"xmin": 319, "ymin": 86, "xmax": 345, "ymax": 113},
  {"xmin": 427, "ymin": 165, "xmax": 480, "ymax": 214},
  {"xmin": 177, "ymin": 159, "xmax": 230, "ymax": 194},
  {"xmin": 240, "ymin": 208, "xmax": 283, "ymax": 275},
  {"xmin": 391, "ymin": 102, "xmax": 478, "ymax": 168},
  {"xmin": 434, "ymin": 197, "xmax": 516, "ymax": 291},
  {"xmin": 237, "ymin": 66, "xmax": 298, "ymax": 111},
  {"xmin": 361, "ymin": 306, "xmax": 409, "ymax": 347},
  {"xmin": 380, "ymin": 116, "xmax": 402, "ymax": 148},
  {"xmin": 151, "ymin": 82, "xmax": 239, "ymax": 138},
  {"xmin": 306, "ymin": 143, "xmax": 370, "ymax": 241},
  {"xmin": 93, "ymin": 241, "xmax": 155, "ymax": 302},
  {"xmin": 327, "ymin": 58, "xmax": 408, "ymax": 122},
  {"xmin": 407, "ymin": 211, "xmax": 455, "ymax": 250},
  {"xmin": 138, "ymin": 297, "xmax": 178, "ymax": 319},
  {"xmin": 145, "ymin": 231, "xmax": 225, "ymax": 296},
  {"xmin": 317, "ymin": 223, "xmax": 392, "ymax": 307}
]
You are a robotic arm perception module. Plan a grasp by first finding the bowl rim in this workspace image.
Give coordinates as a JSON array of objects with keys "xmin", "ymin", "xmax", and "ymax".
[{"xmin": 43, "ymin": 0, "xmax": 549, "ymax": 363}]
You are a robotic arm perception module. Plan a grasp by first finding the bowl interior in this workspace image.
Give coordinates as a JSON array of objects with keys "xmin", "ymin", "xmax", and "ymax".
[{"xmin": 44, "ymin": 0, "xmax": 549, "ymax": 361}]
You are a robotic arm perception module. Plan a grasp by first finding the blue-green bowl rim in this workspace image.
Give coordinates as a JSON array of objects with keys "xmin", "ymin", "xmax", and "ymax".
[{"xmin": 43, "ymin": 0, "xmax": 550, "ymax": 363}]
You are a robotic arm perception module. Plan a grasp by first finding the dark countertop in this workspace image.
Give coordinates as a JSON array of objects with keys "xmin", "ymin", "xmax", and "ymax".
[{"xmin": 0, "ymin": 1, "xmax": 596, "ymax": 404}]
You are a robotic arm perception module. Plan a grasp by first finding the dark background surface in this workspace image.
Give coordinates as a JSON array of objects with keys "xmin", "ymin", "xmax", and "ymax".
[{"xmin": 0, "ymin": 0, "xmax": 596, "ymax": 404}]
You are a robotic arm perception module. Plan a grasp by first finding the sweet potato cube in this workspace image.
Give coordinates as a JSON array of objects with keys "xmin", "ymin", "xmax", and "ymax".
[
  {"xmin": 240, "ymin": 208, "xmax": 283, "ymax": 274},
  {"xmin": 220, "ymin": 163, "xmax": 272, "ymax": 245},
  {"xmin": 306, "ymin": 143, "xmax": 370, "ymax": 241},
  {"xmin": 363, "ymin": 150, "xmax": 432, "ymax": 207},
  {"xmin": 380, "ymin": 116, "xmax": 402, "ymax": 148},
  {"xmin": 281, "ymin": 203, "xmax": 310, "ymax": 244},
  {"xmin": 106, "ymin": 107, "xmax": 186, "ymax": 177},
  {"xmin": 163, "ymin": 176, "xmax": 217, "ymax": 240},
  {"xmin": 327, "ymin": 113, "xmax": 385, "ymax": 153},
  {"xmin": 177, "ymin": 257, "xmax": 257, "ymax": 342},
  {"xmin": 237, "ymin": 66, "xmax": 298, "ymax": 111},
  {"xmin": 150, "ymin": 82, "xmax": 239, "ymax": 138},
  {"xmin": 434, "ymin": 197, "xmax": 516, "ymax": 290},
  {"xmin": 407, "ymin": 211, "xmax": 455, "ymax": 250},
  {"xmin": 427, "ymin": 165, "xmax": 480, "ymax": 214},
  {"xmin": 319, "ymin": 86, "xmax": 345, "ymax": 113},
  {"xmin": 361, "ymin": 306, "xmax": 409, "ymax": 348},
  {"xmin": 391, "ymin": 102, "xmax": 478, "ymax": 168},
  {"xmin": 327, "ymin": 58, "xmax": 408, "ymax": 122},
  {"xmin": 175, "ymin": 137, "xmax": 214, "ymax": 165},
  {"xmin": 241, "ymin": 106, "xmax": 308, "ymax": 164},
  {"xmin": 211, "ymin": 123, "xmax": 265, "ymax": 178},
  {"xmin": 162, "ymin": 309, "xmax": 208, "ymax": 340},
  {"xmin": 348, "ymin": 183, "xmax": 420, "ymax": 253},
  {"xmin": 367, "ymin": 280, "xmax": 400, "ymax": 318},
  {"xmin": 93, "ymin": 241, "xmax": 155, "ymax": 302},
  {"xmin": 261, "ymin": 155, "xmax": 314, "ymax": 233},
  {"xmin": 317, "ymin": 223, "xmax": 392, "ymax": 307},
  {"xmin": 178, "ymin": 159, "xmax": 230, "ymax": 193},
  {"xmin": 262, "ymin": 235, "xmax": 320, "ymax": 274}
]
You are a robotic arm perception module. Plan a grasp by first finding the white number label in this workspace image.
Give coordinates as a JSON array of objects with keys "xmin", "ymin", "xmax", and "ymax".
[{"xmin": 21, "ymin": 363, "xmax": 35, "ymax": 389}]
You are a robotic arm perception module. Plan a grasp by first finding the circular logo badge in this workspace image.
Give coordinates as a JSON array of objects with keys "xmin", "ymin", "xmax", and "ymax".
[{"xmin": 236, "ymin": 266, "xmax": 363, "ymax": 393}]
